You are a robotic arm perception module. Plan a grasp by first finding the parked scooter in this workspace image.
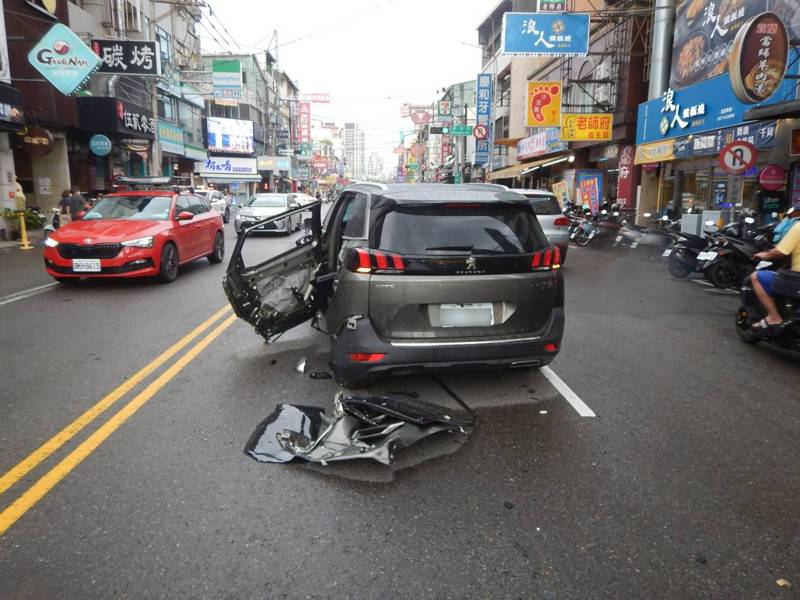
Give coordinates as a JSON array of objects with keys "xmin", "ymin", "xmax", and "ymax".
[
  {"xmin": 700, "ymin": 216, "xmax": 774, "ymax": 288},
  {"xmin": 736, "ymin": 261, "xmax": 800, "ymax": 352},
  {"xmin": 42, "ymin": 208, "xmax": 60, "ymax": 239},
  {"xmin": 663, "ymin": 228, "xmax": 710, "ymax": 278},
  {"xmin": 617, "ymin": 212, "xmax": 678, "ymax": 251}
]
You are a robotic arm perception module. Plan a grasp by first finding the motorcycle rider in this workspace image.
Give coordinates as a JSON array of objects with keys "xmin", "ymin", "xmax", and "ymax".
[{"xmin": 750, "ymin": 220, "xmax": 800, "ymax": 332}]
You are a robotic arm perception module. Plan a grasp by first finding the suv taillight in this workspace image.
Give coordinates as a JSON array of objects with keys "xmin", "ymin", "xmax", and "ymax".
[
  {"xmin": 553, "ymin": 216, "xmax": 570, "ymax": 227},
  {"xmin": 347, "ymin": 247, "xmax": 405, "ymax": 274},
  {"xmin": 531, "ymin": 246, "xmax": 561, "ymax": 271}
]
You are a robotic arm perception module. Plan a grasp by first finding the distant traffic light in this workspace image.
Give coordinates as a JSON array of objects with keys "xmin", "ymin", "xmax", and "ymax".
[{"xmin": 429, "ymin": 126, "xmax": 450, "ymax": 134}]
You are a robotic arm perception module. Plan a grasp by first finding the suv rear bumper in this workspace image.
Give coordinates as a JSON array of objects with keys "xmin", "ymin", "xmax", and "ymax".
[{"xmin": 331, "ymin": 308, "xmax": 564, "ymax": 383}]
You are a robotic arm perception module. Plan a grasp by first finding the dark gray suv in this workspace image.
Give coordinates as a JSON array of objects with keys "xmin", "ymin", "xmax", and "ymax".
[{"xmin": 224, "ymin": 183, "xmax": 564, "ymax": 387}]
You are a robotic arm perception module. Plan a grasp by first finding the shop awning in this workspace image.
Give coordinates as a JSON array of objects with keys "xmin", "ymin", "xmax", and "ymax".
[
  {"xmin": 486, "ymin": 163, "xmax": 528, "ymax": 180},
  {"xmin": 519, "ymin": 154, "xmax": 571, "ymax": 174},
  {"xmin": 494, "ymin": 137, "xmax": 523, "ymax": 147},
  {"xmin": 744, "ymin": 100, "xmax": 800, "ymax": 121},
  {"xmin": 634, "ymin": 140, "xmax": 675, "ymax": 165}
]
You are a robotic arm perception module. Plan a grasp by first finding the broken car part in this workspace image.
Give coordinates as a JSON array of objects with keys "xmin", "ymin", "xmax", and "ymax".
[{"xmin": 244, "ymin": 393, "xmax": 473, "ymax": 466}]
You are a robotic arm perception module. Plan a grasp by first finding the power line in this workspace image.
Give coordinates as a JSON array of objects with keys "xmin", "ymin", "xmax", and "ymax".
[{"xmin": 205, "ymin": 2, "xmax": 240, "ymax": 49}]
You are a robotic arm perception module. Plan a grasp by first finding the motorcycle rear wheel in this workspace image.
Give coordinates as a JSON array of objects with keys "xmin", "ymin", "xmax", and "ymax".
[
  {"xmin": 668, "ymin": 256, "xmax": 691, "ymax": 278},
  {"xmin": 574, "ymin": 231, "xmax": 591, "ymax": 247},
  {"xmin": 707, "ymin": 261, "xmax": 739, "ymax": 289}
]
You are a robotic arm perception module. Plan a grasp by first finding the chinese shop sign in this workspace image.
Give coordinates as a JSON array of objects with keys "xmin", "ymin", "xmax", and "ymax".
[
  {"xmin": 92, "ymin": 40, "xmax": 161, "ymax": 76},
  {"xmin": 475, "ymin": 73, "xmax": 493, "ymax": 165},
  {"xmin": 527, "ymin": 81, "xmax": 561, "ymax": 127},
  {"xmin": 502, "ymin": 13, "xmax": 590, "ymax": 56},
  {"xmin": 28, "ymin": 23, "xmax": 101, "ymax": 95},
  {"xmin": 560, "ymin": 113, "xmax": 613, "ymax": 141}
]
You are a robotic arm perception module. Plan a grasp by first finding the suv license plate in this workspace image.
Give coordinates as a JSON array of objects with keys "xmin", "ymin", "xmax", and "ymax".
[
  {"xmin": 72, "ymin": 258, "xmax": 101, "ymax": 272},
  {"xmin": 440, "ymin": 303, "xmax": 494, "ymax": 327}
]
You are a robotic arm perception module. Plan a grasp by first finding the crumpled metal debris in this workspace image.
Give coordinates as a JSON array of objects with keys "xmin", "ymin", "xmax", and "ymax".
[{"xmin": 245, "ymin": 393, "xmax": 473, "ymax": 465}]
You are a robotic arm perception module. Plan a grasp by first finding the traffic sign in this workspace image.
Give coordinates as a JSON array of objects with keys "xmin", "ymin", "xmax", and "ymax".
[
  {"xmin": 451, "ymin": 125, "xmax": 473, "ymax": 136},
  {"xmin": 719, "ymin": 140, "xmax": 757, "ymax": 175},
  {"xmin": 473, "ymin": 124, "xmax": 488, "ymax": 140}
]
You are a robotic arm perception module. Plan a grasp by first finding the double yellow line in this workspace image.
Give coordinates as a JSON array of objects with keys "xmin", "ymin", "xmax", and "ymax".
[{"xmin": 0, "ymin": 305, "xmax": 237, "ymax": 536}]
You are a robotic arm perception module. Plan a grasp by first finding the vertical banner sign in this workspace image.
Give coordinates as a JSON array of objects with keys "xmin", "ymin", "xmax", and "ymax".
[
  {"xmin": 527, "ymin": 81, "xmax": 561, "ymax": 127},
  {"xmin": 577, "ymin": 170, "xmax": 604, "ymax": 214},
  {"xmin": 299, "ymin": 102, "xmax": 311, "ymax": 144},
  {"xmin": 502, "ymin": 13, "xmax": 590, "ymax": 56},
  {"xmin": 212, "ymin": 59, "xmax": 242, "ymax": 104},
  {"xmin": 290, "ymin": 101, "xmax": 299, "ymax": 144},
  {"xmin": 552, "ymin": 181, "xmax": 570, "ymax": 206},
  {"xmin": 616, "ymin": 145, "xmax": 636, "ymax": 207},
  {"xmin": 0, "ymin": 0, "xmax": 10, "ymax": 84},
  {"xmin": 475, "ymin": 73, "xmax": 493, "ymax": 166}
]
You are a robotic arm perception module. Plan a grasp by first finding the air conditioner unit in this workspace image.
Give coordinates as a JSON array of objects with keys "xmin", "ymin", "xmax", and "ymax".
[
  {"xmin": 595, "ymin": 60, "xmax": 611, "ymax": 104},
  {"xmin": 192, "ymin": 63, "xmax": 205, "ymax": 71}
]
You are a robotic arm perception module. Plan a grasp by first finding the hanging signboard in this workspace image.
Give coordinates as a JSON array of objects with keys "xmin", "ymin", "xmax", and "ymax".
[
  {"xmin": 212, "ymin": 58, "xmax": 242, "ymax": 101},
  {"xmin": 475, "ymin": 73, "xmax": 493, "ymax": 165},
  {"xmin": 728, "ymin": 12, "xmax": 789, "ymax": 104},
  {"xmin": 437, "ymin": 100, "xmax": 452, "ymax": 116},
  {"xmin": 157, "ymin": 119, "xmax": 185, "ymax": 155},
  {"xmin": 526, "ymin": 81, "xmax": 561, "ymax": 127},
  {"xmin": 22, "ymin": 126, "xmax": 54, "ymax": 156},
  {"xmin": 299, "ymin": 102, "xmax": 311, "ymax": 144},
  {"xmin": 28, "ymin": 23, "xmax": 101, "ymax": 95},
  {"xmin": 537, "ymin": 0, "xmax": 567, "ymax": 12},
  {"xmin": 410, "ymin": 109, "xmax": 432, "ymax": 125},
  {"xmin": 502, "ymin": 13, "xmax": 590, "ymax": 56},
  {"xmin": 758, "ymin": 164, "xmax": 786, "ymax": 191},
  {"xmin": 560, "ymin": 113, "xmax": 613, "ymax": 141},
  {"xmin": 91, "ymin": 40, "xmax": 161, "ymax": 76},
  {"xmin": 206, "ymin": 117, "xmax": 253, "ymax": 154},
  {"xmin": 616, "ymin": 145, "xmax": 636, "ymax": 208},
  {"xmin": 89, "ymin": 133, "xmax": 112, "ymax": 156}
]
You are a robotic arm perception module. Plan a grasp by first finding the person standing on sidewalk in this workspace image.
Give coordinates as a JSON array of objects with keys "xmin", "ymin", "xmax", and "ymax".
[{"xmin": 68, "ymin": 186, "xmax": 86, "ymax": 219}]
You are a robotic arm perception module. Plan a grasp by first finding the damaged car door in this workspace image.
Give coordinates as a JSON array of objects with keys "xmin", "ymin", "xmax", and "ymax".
[{"xmin": 223, "ymin": 202, "xmax": 326, "ymax": 340}]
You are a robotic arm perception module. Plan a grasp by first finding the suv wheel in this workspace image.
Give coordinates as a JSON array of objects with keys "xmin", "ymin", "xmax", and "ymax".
[{"xmin": 208, "ymin": 231, "xmax": 225, "ymax": 264}]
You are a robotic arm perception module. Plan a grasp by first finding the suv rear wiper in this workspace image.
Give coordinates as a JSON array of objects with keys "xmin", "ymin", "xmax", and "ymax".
[{"xmin": 425, "ymin": 245, "xmax": 474, "ymax": 252}]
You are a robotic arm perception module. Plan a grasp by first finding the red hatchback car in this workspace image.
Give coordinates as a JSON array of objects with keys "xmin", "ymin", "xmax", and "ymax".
[{"xmin": 44, "ymin": 190, "xmax": 225, "ymax": 283}]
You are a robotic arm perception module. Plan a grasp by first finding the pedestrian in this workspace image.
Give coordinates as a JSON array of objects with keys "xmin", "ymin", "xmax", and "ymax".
[
  {"xmin": 68, "ymin": 186, "xmax": 87, "ymax": 219},
  {"xmin": 58, "ymin": 190, "xmax": 73, "ymax": 224}
]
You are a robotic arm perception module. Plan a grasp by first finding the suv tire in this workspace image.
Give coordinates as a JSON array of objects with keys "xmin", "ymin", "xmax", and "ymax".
[{"xmin": 158, "ymin": 243, "xmax": 179, "ymax": 283}]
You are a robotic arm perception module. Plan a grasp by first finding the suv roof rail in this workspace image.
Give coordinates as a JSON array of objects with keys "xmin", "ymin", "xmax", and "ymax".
[{"xmin": 461, "ymin": 183, "xmax": 509, "ymax": 191}]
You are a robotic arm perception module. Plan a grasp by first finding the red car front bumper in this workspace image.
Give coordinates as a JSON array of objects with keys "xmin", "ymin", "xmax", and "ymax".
[{"xmin": 44, "ymin": 245, "xmax": 160, "ymax": 278}]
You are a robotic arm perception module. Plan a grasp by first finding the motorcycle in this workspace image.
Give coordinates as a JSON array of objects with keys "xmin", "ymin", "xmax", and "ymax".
[
  {"xmin": 736, "ymin": 261, "xmax": 800, "ymax": 352},
  {"xmin": 617, "ymin": 212, "xmax": 678, "ymax": 252},
  {"xmin": 699, "ymin": 217, "xmax": 773, "ymax": 288},
  {"xmin": 663, "ymin": 228, "xmax": 709, "ymax": 278}
]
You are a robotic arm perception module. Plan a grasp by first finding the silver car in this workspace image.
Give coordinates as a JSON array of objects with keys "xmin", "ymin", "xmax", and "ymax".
[
  {"xmin": 510, "ymin": 189, "xmax": 570, "ymax": 263},
  {"xmin": 234, "ymin": 193, "xmax": 302, "ymax": 234},
  {"xmin": 224, "ymin": 183, "xmax": 564, "ymax": 387}
]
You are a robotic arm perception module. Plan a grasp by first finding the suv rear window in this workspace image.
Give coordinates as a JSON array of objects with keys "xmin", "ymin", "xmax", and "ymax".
[
  {"xmin": 522, "ymin": 194, "xmax": 562, "ymax": 215},
  {"xmin": 374, "ymin": 204, "xmax": 547, "ymax": 255}
]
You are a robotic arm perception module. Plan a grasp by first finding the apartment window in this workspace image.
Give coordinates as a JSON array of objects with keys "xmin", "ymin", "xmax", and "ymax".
[
  {"xmin": 157, "ymin": 93, "xmax": 176, "ymax": 122},
  {"xmin": 156, "ymin": 26, "xmax": 172, "ymax": 65}
]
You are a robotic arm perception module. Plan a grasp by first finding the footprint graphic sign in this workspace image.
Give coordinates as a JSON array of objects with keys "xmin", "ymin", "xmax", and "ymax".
[{"xmin": 527, "ymin": 81, "xmax": 561, "ymax": 127}]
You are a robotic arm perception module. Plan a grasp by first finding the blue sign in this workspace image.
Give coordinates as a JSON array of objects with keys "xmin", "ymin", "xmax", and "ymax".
[
  {"xmin": 28, "ymin": 24, "xmax": 101, "ymax": 96},
  {"xmin": 475, "ymin": 73, "xmax": 493, "ymax": 166},
  {"xmin": 502, "ymin": 13, "xmax": 590, "ymax": 56},
  {"xmin": 89, "ymin": 134, "xmax": 112, "ymax": 156},
  {"xmin": 636, "ymin": 69, "xmax": 798, "ymax": 145},
  {"xmin": 673, "ymin": 120, "xmax": 776, "ymax": 160}
]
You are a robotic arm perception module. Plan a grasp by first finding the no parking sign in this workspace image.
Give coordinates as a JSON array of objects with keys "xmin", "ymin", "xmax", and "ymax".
[{"xmin": 718, "ymin": 140, "xmax": 757, "ymax": 175}]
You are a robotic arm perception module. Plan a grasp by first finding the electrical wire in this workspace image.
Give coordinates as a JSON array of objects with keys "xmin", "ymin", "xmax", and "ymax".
[{"xmin": 205, "ymin": 1, "xmax": 241, "ymax": 49}]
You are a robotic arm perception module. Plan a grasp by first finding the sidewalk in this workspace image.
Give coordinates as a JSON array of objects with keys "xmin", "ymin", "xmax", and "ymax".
[{"xmin": 0, "ymin": 229, "xmax": 54, "ymax": 299}]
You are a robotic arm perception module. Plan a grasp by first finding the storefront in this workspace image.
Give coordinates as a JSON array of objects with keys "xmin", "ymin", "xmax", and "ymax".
[
  {"xmin": 636, "ymin": 6, "xmax": 799, "ymax": 219},
  {"xmin": 488, "ymin": 128, "xmax": 569, "ymax": 190},
  {"xmin": 157, "ymin": 119, "xmax": 189, "ymax": 184},
  {"xmin": 0, "ymin": 82, "xmax": 25, "ymax": 211},
  {"xmin": 256, "ymin": 155, "xmax": 292, "ymax": 192},
  {"xmin": 76, "ymin": 97, "xmax": 156, "ymax": 192},
  {"xmin": 194, "ymin": 156, "xmax": 260, "ymax": 204}
]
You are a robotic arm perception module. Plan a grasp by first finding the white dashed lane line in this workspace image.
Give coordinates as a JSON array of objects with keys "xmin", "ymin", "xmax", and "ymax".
[{"xmin": 0, "ymin": 283, "xmax": 59, "ymax": 307}]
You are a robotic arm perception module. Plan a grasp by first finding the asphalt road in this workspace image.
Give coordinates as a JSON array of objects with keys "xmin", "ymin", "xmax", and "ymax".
[{"xmin": 1, "ymin": 225, "xmax": 798, "ymax": 599}]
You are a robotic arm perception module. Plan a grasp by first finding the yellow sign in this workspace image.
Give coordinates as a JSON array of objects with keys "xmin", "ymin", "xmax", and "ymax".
[
  {"xmin": 560, "ymin": 113, "xmax": 613, "ymax": 141},
  {"xmin": 527, "ymin": 81, "xmax": 561, "ymax": 127},
  {"xmin": 634, "ymin": 140, "xmax": 675, "ymax": 165}
]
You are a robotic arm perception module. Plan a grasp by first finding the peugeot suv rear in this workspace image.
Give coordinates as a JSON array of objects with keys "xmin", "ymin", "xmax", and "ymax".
[{"xmin": 223, "ymin": 183, "xmax": 564, "ymax": 387}]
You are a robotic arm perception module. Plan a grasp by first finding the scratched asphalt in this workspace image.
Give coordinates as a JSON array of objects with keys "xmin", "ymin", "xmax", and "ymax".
[{"xmin": 1, "ymin": 224, "xmax": 798, "ymax": 599}]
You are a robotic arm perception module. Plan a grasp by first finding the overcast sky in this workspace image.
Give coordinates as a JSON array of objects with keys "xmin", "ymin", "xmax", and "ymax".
[{"xmin": 200, "ymin": 0, "xmax": 497, "ymax": 168}]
